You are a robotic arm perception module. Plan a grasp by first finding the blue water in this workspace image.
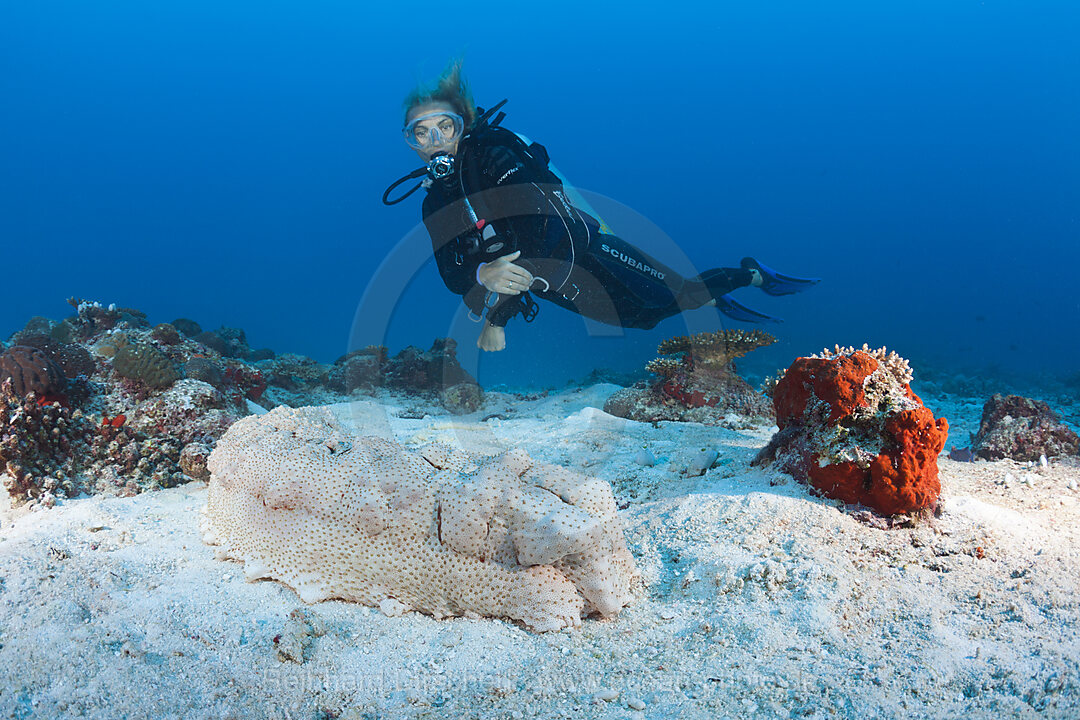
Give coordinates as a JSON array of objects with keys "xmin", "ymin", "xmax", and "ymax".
[{"xmin": 2, "ymin": 1, "xmax": 1077, "ymax": 389}]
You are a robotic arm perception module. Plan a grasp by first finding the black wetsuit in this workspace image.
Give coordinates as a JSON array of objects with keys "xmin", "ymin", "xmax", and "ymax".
[{"xmin": 422, "ymin": 125, "xmax": 752, "ymax": 329}]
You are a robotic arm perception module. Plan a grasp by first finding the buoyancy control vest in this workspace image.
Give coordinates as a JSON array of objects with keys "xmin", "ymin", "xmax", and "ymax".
[{"xmin": 384, "ymin": 100, "xmax": 601, "ymax": 324}]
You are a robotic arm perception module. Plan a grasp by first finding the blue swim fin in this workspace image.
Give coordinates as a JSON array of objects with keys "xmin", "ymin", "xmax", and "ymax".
[
  {"xmin": 741, "ymin": 257, "xmax": 821, "ymax": 296},
  {"xmin": 714, "ymin": 294, "xmax": 783, "ymax": 324}
]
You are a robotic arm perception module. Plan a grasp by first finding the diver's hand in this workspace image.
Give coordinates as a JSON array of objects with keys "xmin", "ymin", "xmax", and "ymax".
[
  {"xmin": 477, "ymin": 321, "xmax": 506, "ymax": 352},
  {"xmin": 477, "ymin": 251, "xmax": 534, "ymax": 295}
]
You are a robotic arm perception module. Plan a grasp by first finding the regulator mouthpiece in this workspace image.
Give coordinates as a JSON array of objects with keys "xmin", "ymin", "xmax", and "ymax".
[{"xmin": 428, "ymin": 153, "xmax": 456, "ymax": 180}]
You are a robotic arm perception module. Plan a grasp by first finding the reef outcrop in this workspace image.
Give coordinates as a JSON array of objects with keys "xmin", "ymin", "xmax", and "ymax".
[
  {"xmin": 202, "ymin": 406, "xmax": 638, "ymax": 632},
  {"xmin": 0, "ymin": 379, "xmax": 189, "ymax": 503},
  {"xmin": 753, "ymin": 345, "xmax": 948, "ymax": 516},
  {"xmin": 6, "ymin": 334, "xmax": 95, "ymax": 380},
  {"xmin": 325, "ymin": 346, "xmax": 387, "ymax": 395},
  {"xmin": 2, "ymin": 298, "xmax": 498, "ymax": 505},
  {"xmin": 1, "ymin": 300, "xmax": 250, "ymax": 505},
  {"xmin": 603, "ymin": 329, "xmax": 775, "ymax": 424},
  {"xmin": 971, "ymin": 394, "xmax": 1079, "ymax": 461},
  {"xmin": 380, "ymin": 339, "xmax": 483, "ymax": 415}
]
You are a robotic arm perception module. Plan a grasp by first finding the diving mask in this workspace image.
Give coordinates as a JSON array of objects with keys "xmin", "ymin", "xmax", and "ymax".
[{"xmin": 403, "ymin": 111, "xmax": 464, "ymax": 151}]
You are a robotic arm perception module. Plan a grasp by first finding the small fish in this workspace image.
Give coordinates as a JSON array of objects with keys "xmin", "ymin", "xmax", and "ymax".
[
  {"xmin": 948, "ymin": 446, "xmax": 975, "ymax": 462},
  {"xmin": 686, "ymin": 449, "xmax": 719, "ymax": 476}
]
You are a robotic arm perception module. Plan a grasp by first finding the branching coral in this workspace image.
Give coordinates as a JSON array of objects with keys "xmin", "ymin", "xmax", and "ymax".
[
  {"xmin": 812, "ymin": 343, "xmax": 914, "ymax": 385},
  {"xmin": 643, "ymin": 358, "xmax": 681, "ymax": 379}
]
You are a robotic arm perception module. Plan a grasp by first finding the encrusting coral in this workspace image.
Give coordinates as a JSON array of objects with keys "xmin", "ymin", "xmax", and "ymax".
[
  {"xmin": 202, "ymin": 406, "xmax": 638, "ymax": 632},
  {"xmin": 604, "ymin": 329, "xmax": 776, "ymax": 424},
  {"xmin": 753, "ymin": 345, "xmax": 948, "ymax": 516}
]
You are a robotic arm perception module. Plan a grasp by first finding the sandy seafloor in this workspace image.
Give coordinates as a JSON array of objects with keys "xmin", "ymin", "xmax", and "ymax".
[{"xmin": 1, "ymin": 383, "xmax": 1078, "ymax": 720}]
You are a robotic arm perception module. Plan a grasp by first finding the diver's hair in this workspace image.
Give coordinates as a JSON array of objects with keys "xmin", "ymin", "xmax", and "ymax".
[{"xmin": 403, "ymin": 59, "xmax": 477, "ymax": 129}]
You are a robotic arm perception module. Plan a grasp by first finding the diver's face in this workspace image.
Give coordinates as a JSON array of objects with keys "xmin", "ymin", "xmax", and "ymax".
[{"xmin": 405, "ymin": 101, "xmax": 462, "ymax": 161}]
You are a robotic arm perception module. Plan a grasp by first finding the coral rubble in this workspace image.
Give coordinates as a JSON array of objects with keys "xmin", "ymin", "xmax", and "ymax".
[
  {"xmin": 753, "ymin": 345, "xmax": 949, "ymax": 516},
  {"xmin": 971, "ymin": 394, "xmax": 1079, "ymax": 461},
  {"xmin": 603, "ymin": 329, "xmax": 775, "ymax": 424},
  {"xmin": 202, "ymin": 406, "xmax": 638, "ymax": 632}
]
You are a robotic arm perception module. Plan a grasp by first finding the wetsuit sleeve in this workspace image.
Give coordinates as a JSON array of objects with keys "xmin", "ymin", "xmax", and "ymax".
[
  {"xmin": 473, "ymin": 138, "xmax": 586, "ymax": 280},
  {"xmin": 423, "ymin": 194, "xmax": 488, "ymax": 316},
  {"xmin": 428, "ymin": 223, "xmax": 477, "ymax": 294},
  {"xmin": 432, "ymin": 236, "xmax": 488, "ymax": 315}
]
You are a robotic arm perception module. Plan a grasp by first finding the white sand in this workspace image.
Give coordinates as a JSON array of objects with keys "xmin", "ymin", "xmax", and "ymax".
[{"xmin": 1, "ymin": 384, "xmax": 1078, "ymax": 719}]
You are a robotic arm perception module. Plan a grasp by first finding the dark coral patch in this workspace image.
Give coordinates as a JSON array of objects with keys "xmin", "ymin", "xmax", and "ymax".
[{"xmin": 0, "ymin": 346, "xmax": 68, "ymax": 399}]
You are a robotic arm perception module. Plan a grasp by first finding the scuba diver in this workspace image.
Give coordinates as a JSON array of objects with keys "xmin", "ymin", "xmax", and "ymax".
[{"xmin": 383, "ymin": 62, "xmax": 820, "ymax": 352}]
